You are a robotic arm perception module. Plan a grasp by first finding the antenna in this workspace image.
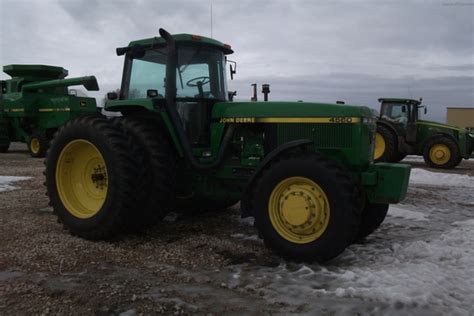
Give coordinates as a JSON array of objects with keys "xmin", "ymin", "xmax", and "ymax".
[{"xmin": 210, "ymin": 2, "xmax": 213, "ymax": 38}]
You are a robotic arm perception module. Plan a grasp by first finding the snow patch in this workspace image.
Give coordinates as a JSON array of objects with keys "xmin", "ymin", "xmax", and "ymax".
[
  {"xmin": 198, "ymin": 219, "xmax": 474, "ymax": 314},
  {"xmin": 388, "ymin": 205, "xmax": 428, "ymax": 221},
  {"xmin": 270, "ymin": 219, "xmax": 474, "ymax": 314},
  {"xmin": 410, "ymin": 168, "xmax": 474, "ymax": 187},
  {"xmin": 230, "ymin": 233, "xmax": 262, "ymax": 243},
  {"xmin": 0, "ymin": 176, "xmax": 31, "ymax": 192},
  {"xmin": 403, "ymin": 155, "xmax": 425, "ymax": 162}
]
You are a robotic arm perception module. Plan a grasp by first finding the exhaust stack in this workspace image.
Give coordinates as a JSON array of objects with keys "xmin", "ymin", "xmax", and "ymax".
[{"xmin": 262, "ymin": 84, "xmax": 270, "ymax": 101}]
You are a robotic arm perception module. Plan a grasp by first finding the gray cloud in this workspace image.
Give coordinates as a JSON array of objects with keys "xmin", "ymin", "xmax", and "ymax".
[{"xmin": 1, "ymin": 0, "xmax": 472, "ymax": 123}]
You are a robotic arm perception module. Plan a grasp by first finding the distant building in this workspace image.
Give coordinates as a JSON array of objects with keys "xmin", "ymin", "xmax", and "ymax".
[{"xmin": 446, "ymin": 107, "xmax": 474, "ymax": 131}]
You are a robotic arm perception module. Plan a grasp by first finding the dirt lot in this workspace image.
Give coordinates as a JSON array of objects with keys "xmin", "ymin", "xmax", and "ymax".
[{"xmin": 1, "ymin": 142, "xmax": 473, "ymax": 315}]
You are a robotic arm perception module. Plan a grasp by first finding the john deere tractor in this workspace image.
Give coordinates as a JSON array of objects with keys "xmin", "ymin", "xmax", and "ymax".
[
  {"xmin": 374, "ymin": 98, "xmax": 474, "ymax": 169},
  {"xmin": 44, "ymin": 29, "xmax": 410, "ymax": 262},
  {"xmin": 0, "ymin": 65, "xmax": 98, "ymax": 157}
]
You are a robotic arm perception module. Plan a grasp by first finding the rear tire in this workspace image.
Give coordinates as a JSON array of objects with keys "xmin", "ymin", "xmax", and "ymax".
[
  {"xmin": 356, "ymin": 203, "xmax": 389, "ymax": 240},
  {"xmin": 28, "ymin": 132, "xmax": 49, "ymax": 158},
  {"xmin": 423, "ymin": 136, "xmax": 460, "ymax": 169},
  {"xmin": 45, "ymin": 115, "xmax": 146, "ymax": 240},
  {"xmin": 374, "ymin": 124, "xmax": 397, "ymax": 163},
  {"xmin": 115, "ymin": 116, "xmax": 176, "ymax": 230},
  {"xmin": 251, "ymin": 153, "xmax": 360, "ymax": 263}
]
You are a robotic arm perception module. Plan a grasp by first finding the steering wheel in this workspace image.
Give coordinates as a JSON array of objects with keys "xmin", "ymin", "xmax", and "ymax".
[{"xmin": 186, "ymin": 76, "xmax": 210, "ymax": 87}]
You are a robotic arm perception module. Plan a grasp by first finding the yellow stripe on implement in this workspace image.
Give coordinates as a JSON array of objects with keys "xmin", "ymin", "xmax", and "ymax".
[
  {"xmin": 38, "ymin": 108, "xmax": 71, "ymax": 112},
  {"xmin": 3, "ymin": 108, "xmax": 25, "ymax": 112},
  {"xmin": 219, "ymin": 117, "xmax": 361, "ymax": 124}
]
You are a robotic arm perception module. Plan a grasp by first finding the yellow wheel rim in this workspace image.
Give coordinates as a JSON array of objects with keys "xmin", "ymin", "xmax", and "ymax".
[
  {"xmin": 268, "ymin": 176, "xmax": 330, "ymax": 244},
  {"xmin": 374, "ymin": 132, "xmax": 386, "ymax": 160},
  {"xmin": 30, "ymin": 138, "xmax": 40, "ymax": 154},
  {"xmin": 56, "ymin": 140, "xmax": 108, "ymax": 218},
  {"xmin": 429, "ymin": 144, "xmax": 451, "ymax": 165}
]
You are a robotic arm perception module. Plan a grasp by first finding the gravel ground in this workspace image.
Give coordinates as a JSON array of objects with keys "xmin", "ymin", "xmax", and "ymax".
[{"xmin": 1, "ymin": 142, "xmax": 473, "ymax": 315}]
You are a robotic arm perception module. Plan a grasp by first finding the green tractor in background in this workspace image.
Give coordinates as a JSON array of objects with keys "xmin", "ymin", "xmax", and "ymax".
[
  {"xmin": 0, "ymin": 65, "xmax": 99, "ymax": 157},
  {"xmin": 374, "ymin": 98, "xmax": 474, "ymax": 169},
  {"xmin": 44, "ymin": 29, "xmax": 411, "ymax": 263}
]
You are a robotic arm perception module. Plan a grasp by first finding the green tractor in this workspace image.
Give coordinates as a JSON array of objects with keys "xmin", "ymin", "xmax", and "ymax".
[
  {"xmin": 45, "ymin": 29, "xmax": 411, "ymax": 262},
  {"xmin": 374, "ymin": 98, "xmax": 474, "ymax": 169},
  {"xmin": 0, "ymin": 65, "xmax": 99, "ymax": 157}
]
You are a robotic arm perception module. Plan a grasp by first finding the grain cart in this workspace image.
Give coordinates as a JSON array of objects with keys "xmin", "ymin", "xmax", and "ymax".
[
  {"xmin": 0, "ymin": 65, "xmax": 99, "ymax": 157},
  {"xmin": 374, "ymin": 98, "xmax": 474, "ymax": 169},
  {"xmin": 45, "ymin": 29, "xmax": 411, "ymax": 262}
]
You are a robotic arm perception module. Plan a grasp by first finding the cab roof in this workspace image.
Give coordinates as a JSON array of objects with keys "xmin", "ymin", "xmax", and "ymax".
[
  {"xmin": 127, "ymin": 33, "xmax": 233, "ymax": 54},
  {"xmin": 378, "ymin": 98, "xmax": 421, "ymax": 105}
]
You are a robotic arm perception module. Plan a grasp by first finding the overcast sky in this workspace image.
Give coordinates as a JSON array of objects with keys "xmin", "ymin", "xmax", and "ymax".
[{"xmin": 1, "ymin": 0, "xmax": 473, "ymax": 122}]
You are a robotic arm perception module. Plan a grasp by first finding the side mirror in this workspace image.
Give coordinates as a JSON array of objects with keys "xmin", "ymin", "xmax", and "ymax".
[
  {"xmin": 228, "ymin": 60, "xmax": 237, "ymax": 80},
  {"xmin": 401, "ymin": 106, "xmax": 406, "ymax": 113},
  {"xmin": 107, "ymin": 92, "xmax": 118, "ymax": 100},
  {"xmin": 418, "ymin": 105, "xmax": 427, "ymax": 115},
  {"xmin": 147, "ymin": 89, "xmax": 159, "ymax": 98}
]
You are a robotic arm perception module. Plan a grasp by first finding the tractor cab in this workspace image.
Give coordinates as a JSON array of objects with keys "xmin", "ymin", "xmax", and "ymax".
[
  {"xmin": 116, "ymin": 33, "xmax": 233, "ymax": 146},
  {"xmin": 378, "ymin": 98, "xmax": 423, "ymax": 142}
]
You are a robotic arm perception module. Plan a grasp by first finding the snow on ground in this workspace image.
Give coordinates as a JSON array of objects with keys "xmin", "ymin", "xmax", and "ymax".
[
  {"xmin": 388, "ymin": 205, "xmax": 428, "ymax": 221},
  {"xmin": 403, "ymin": 155, "xmax": 425, "ymax": 163},
  {"xmin": 410, "ymin": 168, "xmax": 474, "ymax": 187},
  {"xmin": 0, "ymin": 176, "xmax": 31, "ymax": 192},
  {"xmin": 213, "ymin": 167, "xmax": 474, "ymax": 314}
]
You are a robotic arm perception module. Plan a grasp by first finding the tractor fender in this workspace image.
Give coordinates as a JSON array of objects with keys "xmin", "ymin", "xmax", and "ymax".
[{"xmin": 240, "ymin": 139, "xmax": 313, "ymax": 218}]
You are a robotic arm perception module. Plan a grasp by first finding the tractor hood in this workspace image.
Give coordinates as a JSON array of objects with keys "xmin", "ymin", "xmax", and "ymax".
[
  {"xmin": 212, "ymin": 101, "xmax": 374, "ymax": 120},
  {"xmin": 416, "ymin": 120, "xmax": 468, "ymax": 133}
]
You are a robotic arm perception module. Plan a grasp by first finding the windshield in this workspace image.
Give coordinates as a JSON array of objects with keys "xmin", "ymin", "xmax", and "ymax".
[
  {"xmin": 123, "ymin": 46, "xmax": 228, "ymax": 100},
  {"xmin": 176, "ymin": 46, "xmax": 228, "ymax": 100},
  {"xmin": 381, "ymin": 103, "xmax": 409, "ymax": 126}
]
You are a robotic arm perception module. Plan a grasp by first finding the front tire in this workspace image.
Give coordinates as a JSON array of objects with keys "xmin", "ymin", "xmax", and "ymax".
[
  {"xmin": 28, "ymin": 132, "xmax": 49, "ymax": 158},
  {"xmin": 423, "ymin": 136, "xmax": 461, "ymax": 169},
  {"xmin": 251, "ymin": 153, "xmax": 360, "ymax": 263},
  {"xmin": 356, "ymin": 203, "xmax": 389, "ymax": 240},
  {"xmin": 45, "ymin": 115, "xmax": 146, "ymax": 240}
]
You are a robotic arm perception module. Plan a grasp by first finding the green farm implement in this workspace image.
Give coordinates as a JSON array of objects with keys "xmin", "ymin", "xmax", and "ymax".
[{"xmin": 0, "ymin": 65, "xmax": 99, "ymax": 157}]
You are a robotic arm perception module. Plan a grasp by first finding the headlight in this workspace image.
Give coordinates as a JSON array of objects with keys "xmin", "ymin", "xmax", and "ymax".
[{"xmin": 362, "ymin": 117, "xmax": 377, "ymax": 125}]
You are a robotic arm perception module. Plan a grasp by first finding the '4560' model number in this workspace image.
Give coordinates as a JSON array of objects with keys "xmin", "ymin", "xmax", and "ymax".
[{"xmin": 329, "ymin": 117, "xmax": 353, "ymax": 123}]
